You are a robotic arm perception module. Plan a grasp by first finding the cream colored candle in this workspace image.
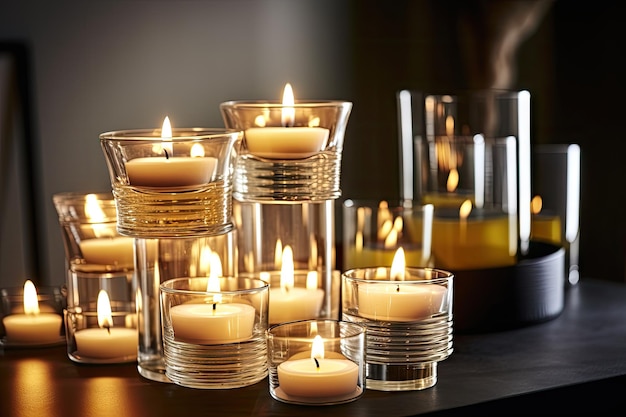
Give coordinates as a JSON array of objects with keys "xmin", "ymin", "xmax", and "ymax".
[
  {"xmin": 170, "ymin": 302, "xmax": 255, "ymax": 344},
  {"xmin": 277, "ymin": 336, "xmax": 359, "ymax": 399},
  {"xmin": 79, "ymin": 236, "xmax": 135, "ymax": 267},
  {"xmin": 2, "ymin": 280, "xmax": 62, "ymax": 344}
]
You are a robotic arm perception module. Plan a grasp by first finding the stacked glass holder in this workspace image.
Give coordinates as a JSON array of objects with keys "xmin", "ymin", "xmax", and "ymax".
[
  {"xmin": 220, "ymin": 99, "xmax": 352, "ymax": 324},
  {"xmin": 53, "ymin": 191, "xmax": 136, "ymax": 363},
  {"xmin": 100, "ymin": 128, "xmax": 242, "ymax": 382}
]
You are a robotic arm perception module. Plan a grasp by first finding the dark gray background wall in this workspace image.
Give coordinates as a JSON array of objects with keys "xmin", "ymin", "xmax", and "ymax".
[{"xmin": 1, "ymin": 0, "xmax": 624, "ymax": 288}]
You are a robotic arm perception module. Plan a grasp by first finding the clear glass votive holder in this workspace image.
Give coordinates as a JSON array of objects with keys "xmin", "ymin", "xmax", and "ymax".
[
  {"xmin": 160, "ymin": 276, "xmax": 269, "ymax": 389},
  {"xmin": 220, "ymin": 97, "xmax": 352, "ymax": 202},
  {"xmin": 342, "ymin": 267, "xmax": 454, "ymax": 391},
  {"xmin": 0, "ymin": 281, "xmax": 66, "ymax": 347},
  {"xmin": 266, "ymin": 319, "xmax": 366, "ymax": 406},
  {"xmin": 99, "ymin": 128, "xmax": 242, "ymax": 238},
  {"xmin": 342, "ymin": 199, "xmax": 435, "ymax": 270},
  {"xmin": 64, "ymin": 275, "xmax": 137, "ymax": 364}
]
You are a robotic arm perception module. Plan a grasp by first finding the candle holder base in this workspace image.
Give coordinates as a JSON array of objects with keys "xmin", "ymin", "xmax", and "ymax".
[
  {"xmin": 137, "ymin": 359, "xmax": 170, "ymax": 383},
  {"xmin": 365, "ymin": 362, "xmax": 437, "ymax": 391}
]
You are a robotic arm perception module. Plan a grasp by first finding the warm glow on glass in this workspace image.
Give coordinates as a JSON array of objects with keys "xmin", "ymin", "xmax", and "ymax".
[
  {"xmin": 274, "ymin": 239, "xmax": 283, "ymax": 269},
  {"xmin": 190, "ymin": 143, "xmax": 205, "ymax": 157},
  {"xmin": 306, "ymin": 271, "xmax": 318, "ymax": 290},
  {"xmin": 97, "ymin": 290, "xmax": 113, "ymax": 329},
  {"xmin": 85, "ymin": 194, "xmax": 111, "ymax": 238},
  {"xmin": 310, "ymin": 335, "xmax": 324, "ymax": 359},
  {"xmin": 390, "ymin": 247, "xmax": 406, "ymax": 280},
  {"xmin": 23, "ymin": 280, "xmax": 40, "ymax": 315},
  {"xmin": 280, "ymin": 245, "xmax": 295, "ymax": 292},
  {"xmin": 531, "ymin": 195, "xmax": 543, "ymax": 215},
  {"xmin": 459, "ymin": 199, "xmax": 473, "ymax": 219},
  {"xmin": 281, "ymin": 83, "xmax": 295, "ymax": 127},
  {"xmin": 445, "ymin": 115, "xmax": 454, "ymax": 136},
  {"xmin": 447, "ymin": 168, "xmax": 459, "ymax": 192}
]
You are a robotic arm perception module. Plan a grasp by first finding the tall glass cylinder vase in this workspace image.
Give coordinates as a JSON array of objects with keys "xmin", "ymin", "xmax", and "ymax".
[
  {"xmin": 221, "ymin": 91, "xmax": 352, "ymax": 325},
  {"xmin": 100, "ymin": 126, "xmax": 241, "ymax": 381}
]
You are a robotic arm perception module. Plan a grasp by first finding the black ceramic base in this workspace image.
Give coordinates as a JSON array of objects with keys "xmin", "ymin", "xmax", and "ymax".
[{"xmin": 453, "ymin": 241, "xmax": 565, "ymax": 333}]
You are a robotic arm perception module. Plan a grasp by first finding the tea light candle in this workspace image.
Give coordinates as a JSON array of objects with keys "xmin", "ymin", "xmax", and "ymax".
[
  {"xmin": 79, "ymin": 237, "xmax": 135, "ymax": 267},
  {"xmin": 2, "ymin": 281, "xmax": 62, "ymax": 344},
  {"xmin": 245, "ymin": 83, "xmax": 329, "ymax": 159},
  {"xmin": 277, "ymin": 335, "xmax": 359, "ymax": 399},
  {"xmin": 74, "ymin": 290, "xmax": 137, "ymax": 360},
  {"xmin": 268, "ymin": 246, "xmax": 324, "ymax": 324},
  {"xmin": 170, "ymin": 274, "xmax": 255, "ymax": 344},
  {"xmin": 170, "ymin": 302, "xmax": 255, "ymax": 344},
  {"xmin": 357, "ymin": 249, "xmax": 448, "ymax": 321},
  {"xmin": 124, "ymin": 116, "xmax": 218, "ymax": 188}
]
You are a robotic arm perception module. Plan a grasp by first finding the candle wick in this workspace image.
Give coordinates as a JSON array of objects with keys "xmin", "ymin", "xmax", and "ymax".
[
  {"xmin": 164, "ymin": 148, "xmax": 169, "ymax": 159},
  {"xmin": 396, "ymin": 285, "xmax": 400, "ymax": 293},
  {"xmin": 213, "ymin": 303, "xmax": 217, "ymax": 310},
  {"xmin": 105, "ymin": 324, "xmax": 111, "ymax": 335},
  {"xmin": 314, "ymin": 358, "xmax": 320, "ymax": 369}
]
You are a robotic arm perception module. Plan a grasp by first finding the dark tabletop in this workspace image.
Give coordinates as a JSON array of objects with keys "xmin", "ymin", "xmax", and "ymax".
[{"xmin": 2, "ymin": 278, "xmax": 626, "ymax": 417}]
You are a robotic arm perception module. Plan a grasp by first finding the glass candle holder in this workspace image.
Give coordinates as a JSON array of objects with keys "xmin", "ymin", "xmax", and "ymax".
[
  {"xmin": 64, "ymin": 286, "xmax": 137, "ymax": 364},
  {"xmin": 220, "ymin": 95, "xmax": 352, "ymax": 202},
  {"xmin": 342, "ymin": 267, "xmax": 453, "ymax": 391},
  {"xmin": 397, "ymin": 89, "xmax": 528, "ymax": 270},
  {"xmin": 99, "ymin": 127, "xmax": 242, "ymax": 238},
  {"xmin": 160, "ymin": 276, "xmax": 269, "ymax": 389},
  {"xmin": 53, "ymin": 191, "xmax": 136, "ymax": 363},
  {"xmin": 0, "ymin": 281, "xmax": 65, "ymax": 347},
  {"xmin": 342, "ymin": 199, "xmax": 435, "ymax": 270},
  {"xmin": 266, "ymin": 319, "xmax": 366, "ymax": 406},
  {"xmin": 134, "ymin": 233, "xmax": 236, "ymax": 383},
  {"xmin": 234, "ymin": 200, "xmax": 340, "ymax": 323}
]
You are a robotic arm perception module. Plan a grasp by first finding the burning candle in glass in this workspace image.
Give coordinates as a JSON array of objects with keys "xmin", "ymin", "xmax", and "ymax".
[
  {"xmin": 268, "ymin": 245, "xmax": 324, "ymax": 325},
  {"xmin": 124, "ymin": 117, "xmax": 218, "ymax": 189},
  {"xmin": 169, "ymin": 253, "xmax": 255, "ymax": 344},
  {"xmin": 74, "ymin": 289, "xmax": 137, "ymax": 360},
  {"xmin": 243, "ymin": 83, "xmax": 330, "ymax": 159},
  {"xmin": 78, "ymin": 194, "xmax": 134, "ymax": 268},
  {"xmin": 2, "ymin": 280, "xmax": 62, "ymax": 345}
]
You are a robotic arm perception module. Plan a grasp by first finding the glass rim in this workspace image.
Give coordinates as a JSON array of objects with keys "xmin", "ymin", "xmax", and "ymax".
[
  {"xmin": 99, "ymin": 127, "xmax": 242, "ymax": 142},
  {"xmin": 159, "ymin": 276, "xmax": 269, "ymax": 296},
  {"xmin": 342, "ymin": 267, "xmax": 453, "ymax": 284},
  {"xmin": 219, "ymin": 100, "xmax": 352, "ymax": 109},
  {"xmin": 266, "ymin": 319, "xmax": 365, "ymax": 340}
]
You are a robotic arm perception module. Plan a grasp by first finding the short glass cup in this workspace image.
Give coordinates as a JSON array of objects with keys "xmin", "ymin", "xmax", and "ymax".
[
  {"xmin": 0, "ymin": 281, "xmax": 66, "ymax": 348},
  {"xmin": 342, "ymin": 267, "xmax": 453, "ymax": 391},
  {"xmin": 160, "ymin": 276, "xmax": 269, "ymax": 389},
  {"xmin": 266, "ymin": 319, "xmax": 366, "ymax": 405}
]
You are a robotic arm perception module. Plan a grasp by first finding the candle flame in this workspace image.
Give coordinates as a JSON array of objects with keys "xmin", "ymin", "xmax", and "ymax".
[
  {"xmin": 161, "ymin": 116, "xmax": 173, "ymax": 155},
  {"xmin": 390, "ymin": 247, "xmax": 406, "ymax": 280},
  {"xmin": 97, "ymin": 290, "xmax": 114, "ymax": 329},
  {"xmin": 84, "ymin": 194, "xmax": 112, "ymax": 238},
  {"xmin": 459, "ymin": 199, "xmax": 473, "ymax": 219},
  {"xmin": 531, "ymin": 195, "xmax": 543, "ymax": 215},
  {"xmin": 206, "ymin": 252, "xmax": 223, "ymax": 303},
  {"xmin": 310, "ymin": 335, "xmax": 324, "ymax": 359},
  {"xmin": 280, "ymin": 245, "xmax": 295, "ymax": 292},
  {"xmin": 23, "ymin": 280, "xmax": 40, "ymax": 315},
  {"xmin": 445, "ymin": 115, "xmax": 454, "ymax": 137},
  {"xmin": 447, "ymin": 168, "xmax": 459, "ymax": 193},
  {"xmin": 281, "ymin": 83, "xmax": 295, "ymax": 127},
  {"xmin": 254, "ymin": 115, "xmax": 266, "ymax": 127}
]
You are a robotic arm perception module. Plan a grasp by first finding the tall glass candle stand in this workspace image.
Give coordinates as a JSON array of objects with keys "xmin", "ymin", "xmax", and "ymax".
[
  {"xmin": 100, "ymin": 126, "xmax": 241, "ymax": 381},
  {"xmin": 221, "ymin": 91, "xmax": 352, "ymax": 325}
]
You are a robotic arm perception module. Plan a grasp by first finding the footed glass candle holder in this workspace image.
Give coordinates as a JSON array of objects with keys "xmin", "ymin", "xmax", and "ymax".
[
  {"xmin": 266, "ymin": 320, "xmax": 366, "ymax": 406},
  {"xmin": 0, "ymin": 281, "xmax": 65, "ymax": 348},
  {"xmin": 99, "ymin": 126, "xmax": 242, "ymax": 238},
  {"xmin": 160, "ymin": 277, "xmax": 269, "ymax": 389},
  {"xmin": 342, "ymin": 266, "xmax": 453, "ymax": 391}
]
